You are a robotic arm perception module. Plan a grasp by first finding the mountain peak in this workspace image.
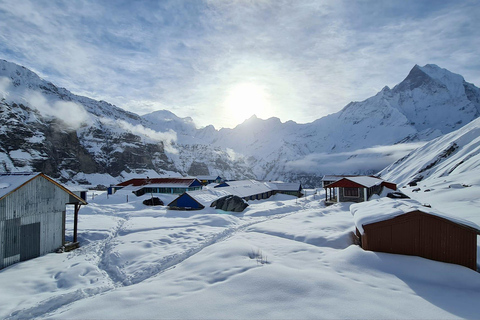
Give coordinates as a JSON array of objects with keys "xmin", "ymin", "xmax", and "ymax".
[
  {"xmin": 394, "ymin": 64, "xmax": 432, "ymax": 92},
  {"xmin": 417, "ymin": 64, "xmax": 465, "ymax": 86},
  {"xmin": 393, "ymin": 63, "xmax": 464, "ymax": 94},
  {"xmin": 143, "ymin": 109, "xmax": 193, "ymax": 123}
]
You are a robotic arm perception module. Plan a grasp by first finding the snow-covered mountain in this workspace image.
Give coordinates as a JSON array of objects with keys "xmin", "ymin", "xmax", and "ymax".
[
  {"xmin": 205, "ymin": 64, "xmax": 480, "ymax": 183},
  {"xmin": 378, "ymin": 114, "xmax": 480, "ymax": 226},
  {"xmin": 0, "ymin": 59, "xmax": 255, "ymax": 184},
  {"xmin": 1, "ymin": 59, "xmax": 479, "ymax": 186}
]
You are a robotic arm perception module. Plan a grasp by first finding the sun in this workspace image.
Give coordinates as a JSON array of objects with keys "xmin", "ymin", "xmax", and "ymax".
[{"xmin": 223, "ymin": 83, "xmax": 271, "ymax": 126}]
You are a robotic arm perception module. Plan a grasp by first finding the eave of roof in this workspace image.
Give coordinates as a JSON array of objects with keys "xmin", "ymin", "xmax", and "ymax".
[
  {"xmin": 326, "ymin": 176, "xmax": 385, "ymax": 188},
  {"xmin": 0, "ymin": 173, "xmax": 87, "ymax": 205},
  {"xmin": 117, "ymin": 178, "xmax": 199, "ymax": 187}
]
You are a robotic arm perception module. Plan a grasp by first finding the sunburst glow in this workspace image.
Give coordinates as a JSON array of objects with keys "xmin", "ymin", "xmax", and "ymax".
[{"xmin": 223, "ymin": 83, "xmax": 271, "ymax": 126}]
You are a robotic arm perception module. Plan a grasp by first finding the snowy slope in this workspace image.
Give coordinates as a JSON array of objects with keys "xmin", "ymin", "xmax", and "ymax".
[
  {"xmin": 379, "ymin": 117, "xmax": 480, "ymax": 186},
  {"xmin": 1, "ymin": 191, "xmax": 480, "ymax": 319},
  {"xmin": 378, "ymin": 116, "xmax": 480, "ymax": 224}
]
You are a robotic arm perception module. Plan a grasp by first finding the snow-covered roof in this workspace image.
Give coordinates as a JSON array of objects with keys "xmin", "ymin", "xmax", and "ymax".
[
  {"xmin": 326, "ymin": 176, "xmax": 386, "ymax": 188},
  {"xmin": 136, "ymin": 183, "xmax": 200, "ymax": 189},
  {"xmin": 196, "ymin": 175, "xmax": 220, "ymax": 181},
  {"xmin": 180, "ymin": 180, "xmax": 300, "ymax": 207},
  {"xmin": 0, "ymin": 172, "xmax": 87, "ymax": 204},
  {"xmin": 321, "ymin": 175, "xmax": 346, "ymax": 181},
  {"xmin": 65, "ymin": 185, "xmax": 88, "ymax": 192},
  {"xmin": 351, "ymin": 197, "xmax": 480, "ymax": 234},
  {"xmin": 219, "ymin": 180, "xmax": 272, "ymax": 198},
  {"xmin": 185, "ymin": 189, "xmax": 229, "ymax": 207},
  {"xmin": 0, "ymin": 172, "xmax": 39, "ymax": 199},
  {"xmin": 264, "ymin": 181, "xmax": 301, "ymax": 191},
  {"xmin": 344, "ymin": 176, "xmax": 384, "ymax": 188},
  {"xmin": 116, "ymin": 178, "xmax": 199, "ymax": 187}
]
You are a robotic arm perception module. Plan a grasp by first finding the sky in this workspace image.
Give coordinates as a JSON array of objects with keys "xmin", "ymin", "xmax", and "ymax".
[{"xmin": 1, "ymin": 0, "xmax": 479, "ymax": 129}]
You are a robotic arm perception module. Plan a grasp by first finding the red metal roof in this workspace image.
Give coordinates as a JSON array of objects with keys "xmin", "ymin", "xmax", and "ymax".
[
  {"xmin": 325, "ymin": 178, "xmax": 370, "ymax": 188},
  {"xmin": 117, "ymin": 178, "xmax": 198, "ymax": 187},
  {"xmin": 325, "ymin": 176, "xmax": 396, "ymax": 190}
]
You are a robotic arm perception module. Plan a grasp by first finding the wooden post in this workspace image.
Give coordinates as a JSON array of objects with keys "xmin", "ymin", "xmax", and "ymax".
[{"xmin": 73, "ymin": 204, "xmax": 80, "ymax": 243}]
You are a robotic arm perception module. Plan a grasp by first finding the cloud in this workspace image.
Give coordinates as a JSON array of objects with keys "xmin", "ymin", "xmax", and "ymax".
[
  {"xmin": 225, "ymin": 148, "xmax": 243, "ymax": 161},
  {"xmin": 0, "ymin": 77, "xmax": 11, "ymax": 99},
  {"xmin": 99, "ymin": 118, "xmax": 178, "ymax": 155},
  {"xmin": 286, "ymin": 142, "xmax": 427, "ymax": 174},
  {"xmin": 25, "ymin": 91, "xmax": 90, "ymax": 129}
]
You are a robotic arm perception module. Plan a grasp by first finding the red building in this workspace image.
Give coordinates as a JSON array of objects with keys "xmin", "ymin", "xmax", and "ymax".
[
  {"xmin": 351, "ymin": 198, "xmax": 480, "ymax": 270},
  {"xmin": 324, "ymin": 176, "xmax": 396, "ymax": 203}
]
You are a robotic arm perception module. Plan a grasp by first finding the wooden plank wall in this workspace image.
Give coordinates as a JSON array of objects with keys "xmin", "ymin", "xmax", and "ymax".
[{"xmin": 363, "ymin": 211, "xmax": 477, "ymax": 270}]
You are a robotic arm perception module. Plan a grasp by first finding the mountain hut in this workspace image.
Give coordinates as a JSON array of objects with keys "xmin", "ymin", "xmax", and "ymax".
[{"xmin": 0, "ymin": 173, "xmax": 87, "ymax": 270}]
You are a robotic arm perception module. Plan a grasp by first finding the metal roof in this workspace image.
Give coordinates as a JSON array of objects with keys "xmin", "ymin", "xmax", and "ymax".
[
  {"xmin": 321, "ymin": 175, "xmax": 346, "ymax": 181},
  {"xmin": 185, "ymin": 189, "xmax": 229, "ymax": 207},
  {"xmin": 213, "ymin": 180, "xmax": 272, "ymax": 198},
  {"xmin": 344, "ymin": 176, "xmax": 384, "ymax": 188},
  {"xmin": 326, "ymin": 176, "xmax": 385, "ymax": 188},
  {"xmin": 264, "ymin": 181, "xmax": 301, "ymax": 191},
  {"xmin": 196, "ymin": 175, "xmax": 221, "ymax": 180},
  {"xmin": 116, "ymin": 178, "xmax": 200, "ymax": 187},
  {"xmin": 0, "ymin": 172, "xmax": 39, "ymax": 199},
  {"xmin": 0, "ymin": 172, "xmax": 87, "ymax": 204}
]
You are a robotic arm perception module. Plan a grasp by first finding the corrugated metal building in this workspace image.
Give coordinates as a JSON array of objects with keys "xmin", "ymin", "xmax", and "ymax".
[
  {"xmin": 196, "ymin": 175, "xmax": 223, "ymax": 186},
  {"xmin": 109, "ymin": 177, "xmax": 203, "ymax": 196},
  {"xmin": 351, "ymin": 198, "xmax": 480, "ymax": 270},
  {"xmin": 264, "ymin": 181, "xmax": 303, "ymax": 197},
  {"xmin": 0, "ymin": 173, "xmax": 87, "ymax": 270}
]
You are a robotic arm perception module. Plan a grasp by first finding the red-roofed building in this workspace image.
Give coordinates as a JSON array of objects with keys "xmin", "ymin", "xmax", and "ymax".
[
  {"xmin": 109, "ymin": 177, "xmax": 203, "ymax": 196},
  {"xmin": 324, "ymin": 176, "xmax": 396, "ymax": 204}
]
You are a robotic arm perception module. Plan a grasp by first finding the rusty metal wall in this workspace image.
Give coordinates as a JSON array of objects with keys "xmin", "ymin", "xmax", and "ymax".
[
  {"xmin": 0, "ymin": 175, "xmax": 69, "ymax": 269},
  {"xmin": 362, "ymin": 211, "xmax": 477, "ymax": 270}
]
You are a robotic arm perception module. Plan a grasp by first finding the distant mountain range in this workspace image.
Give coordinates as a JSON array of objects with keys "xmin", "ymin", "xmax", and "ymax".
[{"xmin": 1, "ymin": 59, "xmax": 479, "ymax": 187}]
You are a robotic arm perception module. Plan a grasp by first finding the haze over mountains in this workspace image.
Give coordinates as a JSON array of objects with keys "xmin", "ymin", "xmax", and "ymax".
[{"xmin": 1, "ymin": 59, "xmax": 479, "ymax": 187}]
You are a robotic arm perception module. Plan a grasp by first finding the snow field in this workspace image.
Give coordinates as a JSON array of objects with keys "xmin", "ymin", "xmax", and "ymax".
[{"xmin": 1, "ymin": 190, "xmax": 480, "ymax": 319}]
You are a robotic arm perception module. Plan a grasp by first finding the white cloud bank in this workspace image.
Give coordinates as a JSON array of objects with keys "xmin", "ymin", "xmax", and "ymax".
[
  {"xmin": 25, "ymin": 91, "xmax": 90, "ymax": 129},
  {"xmin": 0, "ymin": 77, "xmax": 11, "ymax": 100},
  {"xmin": 99, "ymin": 118, "xmax": 178, "ymax": 155},
  {"xmin": 286, "ymin": 142, "xmax": 427, "ymax": 174}
]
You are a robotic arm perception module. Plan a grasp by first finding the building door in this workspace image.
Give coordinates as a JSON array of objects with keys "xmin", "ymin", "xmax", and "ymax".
[{"xmin": 20, "ymin": 223, "xmax": 41, "ymax": 261}]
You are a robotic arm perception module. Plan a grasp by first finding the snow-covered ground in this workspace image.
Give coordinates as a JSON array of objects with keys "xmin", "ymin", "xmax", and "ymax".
[{"xmin": 1, "ymin": 189, "xmax": 480, "ymax": 319}]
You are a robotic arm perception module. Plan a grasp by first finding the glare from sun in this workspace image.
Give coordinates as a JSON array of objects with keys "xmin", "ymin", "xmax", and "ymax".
[{"xmin": 223, "ymin": 83, "xmax": 271, "ymax": 126}]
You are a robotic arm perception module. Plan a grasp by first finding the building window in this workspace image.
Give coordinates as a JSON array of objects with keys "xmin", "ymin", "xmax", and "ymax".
[{"xmin": 344, "ymin": 188, "xmax": 359, "ymax": 197}]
